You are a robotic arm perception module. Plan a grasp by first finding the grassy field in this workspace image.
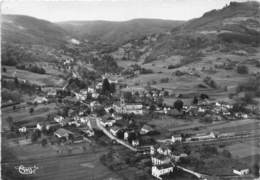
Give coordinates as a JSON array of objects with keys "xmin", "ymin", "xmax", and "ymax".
[
  {"xmin": 2, "ymin": 103, "xmax": 58, "ymax": 131},
  {"xmin": 3, "ymin": 146, "xmax": 121, "ymax": 180},
  {"xmin": 2, "ymin": 65, "xmax": 65, "ymax": 87},
  {"xmin": 225, "ymin": 142, "xmax": 260, "ymax": 158}
]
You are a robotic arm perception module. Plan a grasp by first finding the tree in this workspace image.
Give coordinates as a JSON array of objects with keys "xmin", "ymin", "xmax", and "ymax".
[
  {"xmin": 102, "ymin": 78, "xmax": 111, "ymax": 95},
  {"xmin": 110, "ymin": 83, "xmax": 116, "ymax": 93},
  {"xmin": 109, "ymin": 108, "xmax": 115, "ymax": 114},
  {"xmin": 2, "ymin": 67, "xmax": 7, "ymax": 73},
  {"xmin": 123, "ymin": 91, "xmax": 133, "ymax": 103},
  {"xmin": 174, "ymin": 100, "xmax": 184, "ymax": 111},
  {"xmin": 200, "ymin": 93, "xmax": 209, "ymax": 100},
  {"xmin": 6, "ymin": 116, "xmax": 14, "ymax": 130},
  {"xmin": 29, "ymin": 107, "xmax": 34, "ymax": 114},
  {"xmin": 14, "ymin": 77, "xmax": 19, "ymax": 85},
  {"xmin": 41, "ymin": 139, "xmax": 48, "ymax": 147},
  {"xmin": 237, "ymin": 65, "xmax": 249, "ymax": 74},
  {"xmin": 31, "ymin": 130, "xmax": 41, "ymax": 142},
  {"xmin": 192, "ymin": 96, "xmax": 199, "ymax": 105},
  {"xmin": 251, "ymin": 163, "xmax": 260, "ymax": 177},
  {"xmin": 222, "ymin": 149, "xmax": 232, "ymax": 158},
  {"xmin": 95, "ymin": 106, "xmax": 106, "ymax": 116},
  {"xmin": 149, "ymin": 104, "xmax": 156, "ymax": 112}
]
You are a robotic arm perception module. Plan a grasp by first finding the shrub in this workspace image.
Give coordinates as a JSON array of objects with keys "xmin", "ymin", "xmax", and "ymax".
[
  {"xmin": 168, "ymin": 64, "xmax": 179, "ymax": 69},
  {"xmin": 175, "ymin": 70, "xmax": 186, "ymax": 76},
  {"xmin": 2, "ymin": 89, "xmax": 22, "ymax": 103},
  {"xmin": 203, "ymin": 76, "xmax": 217, "ymax": 88},
  {"xmin": 237, "ymin": 65, "xmax": 249, "ymax": 74},
  {"xmin": 160, "ymin": 78, "xmax": 169, "ymax": 83}
]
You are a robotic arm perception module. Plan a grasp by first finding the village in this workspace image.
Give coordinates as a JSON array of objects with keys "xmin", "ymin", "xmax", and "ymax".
[
  {"xmin": 2, "ymin": 55, "xmax": 260, "ymax": 180},
  {"xmin": 2, "ymin": 1, "xmax": 260, "ymax": 179}
]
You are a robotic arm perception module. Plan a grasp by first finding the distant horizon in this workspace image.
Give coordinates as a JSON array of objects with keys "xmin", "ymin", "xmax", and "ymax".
[
  {"xmin": 2, "ymin": 13, "xmax": 188, "ymax": 23},
  {"xmin": 1, "ymin": 0, "xmax": 255, "ymax": 22}
]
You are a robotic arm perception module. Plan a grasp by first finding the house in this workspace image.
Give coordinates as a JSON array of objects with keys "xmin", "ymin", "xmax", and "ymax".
[
  {"xmin": 54, "ymin": 116, "xmax": 64, "ymax": 123},
  {"xmin": 151, "ymin": 154, "xmax": 171, "ymax": 165},
  {"xmin": 96, "ymin": 82, "xmax": 103, "ymax": 90},
  {"xmin": 157, "ymin": 145, "xmax": 172, "ymax": 156},
  {"xmin": 55, "ymin": 117, "xmax": 70, "ymax": 127},
  {"xmin": 47, "ymin": 89, "xmax": 57, "ymax": 97},
  {"xmin": 90, "ymin": 101, "xmax": 101, "ymax": 111},
  {"xmin": 36, "ymin": 123, "xmax": 43, "ymax": 131},
  {"xmin": 33, "ymin": 96, "xmax": 48, "ymax": 104},
  {"xmin": 171, "ymin": 153, "xmax": 188, "ymax": 162},
  {"xmin": 113, "ymin": 103, "xmax": 144, "ymax": 115},
  {"xmin": 54, "ymin": 128, "xmax": 74, "ymax": 140},
  {"xmin": 140, "ymin": 124, "xmax": 154, "ymax": 135},
  {"xmin": 124, "ymin": 131, "xmax": 129, "ymax": 141},
  {"xmin": 193, "ymin": 132, "xmax": 216, "ymax": 140},
  {"xmin": 171, "ymin": 135, "xmax": 182, "ymax": 143},
  {"xmin": 233, "ymin": 168, "xmax": 249, "ymax": 176},
  {"xmin": 74, "ymin": 92, "xmax": 86, "ymax": 101},
  {"xmin": 80, "ymin": 127, "xmax": 95, "ymax": 137},
  {"xmin": 100, "ymin": 118, "xmax": 116, "ymax": 127},
  {"xmin": 152, "ymin": 164, "xmax": 174, "ymax": 180},
  {"xmin": 132, "ymin": 139, "xmax": 140, "ymax": 146},
  {"xmin": 68, "ymin": 120, "xmax": 81, "ymax": 127},
  {"xmin": 110, "ymin": 126, "xmax": 121, "ymax": 136}
]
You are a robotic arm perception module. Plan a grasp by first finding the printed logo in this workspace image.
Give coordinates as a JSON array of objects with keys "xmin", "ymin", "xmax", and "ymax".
[{"xmin": 15, "ymin": 165, "xmax": 39, "ymax": 175}]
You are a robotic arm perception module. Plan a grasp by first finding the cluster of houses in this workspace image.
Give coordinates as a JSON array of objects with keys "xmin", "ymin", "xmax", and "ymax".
[
  {"xmin": 183, "ymin": 100, "xmax": 250, "ymax": 121},
  {"xmin": 150, "ymin": 145, "xmax": 187, "ymax": 180}
]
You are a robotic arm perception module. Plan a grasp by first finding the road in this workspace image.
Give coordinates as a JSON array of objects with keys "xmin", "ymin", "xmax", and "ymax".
[{"xmin": 95, "ymin": 117, "xmax": 137, "ymax": 152}]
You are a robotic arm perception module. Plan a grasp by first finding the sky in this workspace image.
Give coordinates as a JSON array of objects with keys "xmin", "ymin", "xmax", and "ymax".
[{"xmin": 1, "ymin": 0, "xmax": 256, "ymax": 22}]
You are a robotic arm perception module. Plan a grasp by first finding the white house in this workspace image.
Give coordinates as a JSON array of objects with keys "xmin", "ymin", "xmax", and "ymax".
[
  {"xmin": 124, "ymin": 131, "xmax": 129, "ymax": 141},
  {"xmin": 47, "ymin": 90, "xmax": 57, "ymax": 97},
  {"xmin": 140, "ymin": 124, "xmax": 154, "ymax": 135},
  {"xmin": 54, "ymin": 116, "xmax": 64, "ymax": 123},
  {"xmin": 157, "ymin": 146, "xmax": 172, "ymax": 156},
  {"xmin": 171, "ymin": 153, "xmax": 188, "ymax": 162},
  {"xmin": 75, "ymin": 92, "xmax": 86, "ymax": 101},
  {"xmin": 193, "ymin": 132, "xmax": 216, "ymax": 140},
  {"xmin": 113, "ymin": 103, "xmax": 144, "ymax": 115},
  {"xmin": 110, "ymin": 126, "xmax": 121, "ymax": 136},
  {"xmin": 233, "ymin": 168, "xmax": 249, "ymax": 176},
  {"xmin": 54, "ymin": 128, "xmax": 73, "ymax": 140},
  {"xmin": 171, "ymin": 135, "xmax": 182, "ymax": 143},
  {"xmin": 87, "ymin": 87, "xmax": 95, "ymax": 94},
  {"xmin": 92, "ymin": 92, "xmax": 99, "ymax": 99},
  {"xmin": 132, "ymin": 139, "xmax": 140, "ymax": 147},
  {"xmin": 33, "ymin": 96, "xmax": 48, "ymax": 104},
  {"xmin": 152, "ymin": 164, "xmax": 174, "ymax": 180},
  {"xmin": 151, "ymin": 154, "xmax": 171, "ymax": 165},
  {"xmin": 36, "ymin": 123, "xmax": 43, "ymax": 131},
  {"xmin": 100, "ymin": 118, "xmax": 116, "ymax": 127}
]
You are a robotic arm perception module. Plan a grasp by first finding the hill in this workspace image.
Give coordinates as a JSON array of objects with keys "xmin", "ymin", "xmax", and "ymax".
[
  {"xmin": 110, "ymin": 1, "xmax": 260, "ymax": 102},
  {"xmin": 2, "ymin": 15, "xmax": 69, "ymax": 47},
  {"xmin": 111, "ymin": 1, "xmax": 260, "ymax": 63},
  {"xmin": 58, "ymin": 19, "xmax": 184, "ymax": 45}
]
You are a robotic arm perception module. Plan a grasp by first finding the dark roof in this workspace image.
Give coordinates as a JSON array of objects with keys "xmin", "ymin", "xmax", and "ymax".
[{"xmin": 155, "ymin": 163, "xmax": 173, "ymax": 170}]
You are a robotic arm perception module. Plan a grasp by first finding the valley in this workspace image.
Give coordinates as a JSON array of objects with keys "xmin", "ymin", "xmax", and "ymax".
[{"xmin": 1, "ymin": 1, "xmax": 260, "ymax": 180}]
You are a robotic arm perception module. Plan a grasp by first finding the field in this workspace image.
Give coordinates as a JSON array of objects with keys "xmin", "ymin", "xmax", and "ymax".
[
  {"xmin": 225, "ymin": 141, "xmax": 260, "ymax": 158},
  {"xmin": 2, "ymin": 144, "xmax": 121, "ymax": 180},
  {"xmin": 2, "ymin": 65, "xmax": 65, "ymax": 87},
  {"xmin": 2, "ymin": 103, "xmax": 58, "ymax": 131}
]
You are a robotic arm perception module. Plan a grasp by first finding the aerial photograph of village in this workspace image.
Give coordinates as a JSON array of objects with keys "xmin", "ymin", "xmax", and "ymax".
[{"xmin": 1, "ymin": 0, "xmax": 260, "ymax": 179}]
